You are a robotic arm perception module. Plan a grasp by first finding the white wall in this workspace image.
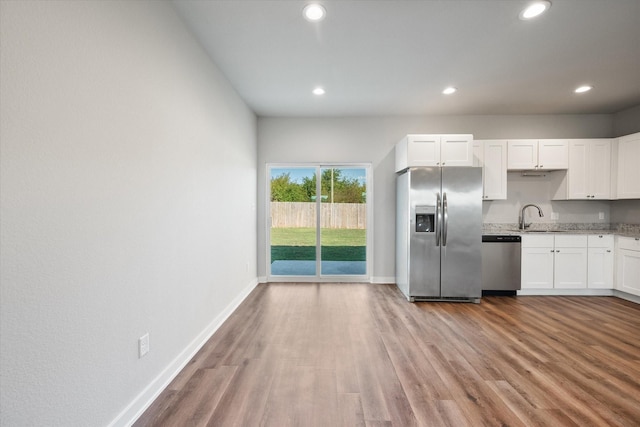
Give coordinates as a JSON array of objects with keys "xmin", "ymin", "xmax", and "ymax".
[
  {"xmin": 613, "ymin": 104, "xmax": 640, "ymax": 137},
  {"xmin": 0, "ymin": 1, "xmax": 257, "ymax": 426},
  {"xmin": 257, "ymin": 115, "xmax": 613, "ymax": 282}
]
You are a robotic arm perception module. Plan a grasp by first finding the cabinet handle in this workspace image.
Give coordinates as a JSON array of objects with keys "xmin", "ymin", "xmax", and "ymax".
[
  {"xmin": 599, "ymin": 235, "xmax": 603, "ymax": 238},
  {"xmin": 556, "ymin": 250, "xmax": 560, "ymax": 252},
  {"xmin": 442, "ymin": 162, "xmax": 445, "ymax": 165},
  {"xmin": 539, "ymin": 165, "xmax": 543, "ymax": 168},
  {"xmin": 607, "ymin": 250, "xmax": 611, "ymax": 253},
  {"xmin": 550, "ymin": 250, "xmax": 554, "ymax": 253}
]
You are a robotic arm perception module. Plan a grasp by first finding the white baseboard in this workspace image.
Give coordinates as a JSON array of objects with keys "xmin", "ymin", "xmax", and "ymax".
[
  {"xmin": 371, "ymin": 276, "xmax": 396, "ymax": 284},
  {"xmin": 109, "ymin": 278, "xmax": 259, "ymax": 427},
  {"xmin": 258, "ymin": 276, "xmax": 395, "ymax": 284},
  {"xmin": 517, "ymin": 288, "xmax": 614, "ymax": 296},
  {"xmin": 613, "ymin": 290, "xmax": 640, "ymax": 304}
]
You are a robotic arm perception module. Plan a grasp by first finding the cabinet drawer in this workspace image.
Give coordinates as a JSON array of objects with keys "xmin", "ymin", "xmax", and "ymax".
[
  {"xmin": 618, "ymin": 236, "xmax": 640, "ymax": 251},
  {"xmin": 521, "ymin": 234, "xmax": 554, "ymax": 248},
  {"xmin": 587, "ymin": 234, "xmax": 614, "ymax": 248},
  {"xmin": 554, "ymin": 235, "xmax": 587, "ymax": 248}
]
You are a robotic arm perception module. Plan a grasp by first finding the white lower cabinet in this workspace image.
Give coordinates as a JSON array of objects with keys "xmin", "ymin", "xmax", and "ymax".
[
  {"xmin": 522, "ymin": 235, "xmax": 588, "ymax": 289},
  {"xmin": 521, "ymin": 243, "xmax": 555, "ymax": 289},
  {"xmin": 587, "ymin": 235, "xmax": 614, "ymax": 289},
  {"xmin": 554, "ymin": 245, "xmax": 588, "ymax": 288},
  {"xmin": 521, "ymin": 234, "xmax": 612, "ymax": 291},
  {"xmin": 616, "ymin": 236, "xmax": 640, "ymax": 296}
]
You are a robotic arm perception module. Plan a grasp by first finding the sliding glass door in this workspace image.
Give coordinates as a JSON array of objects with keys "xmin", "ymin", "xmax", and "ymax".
[
  {"xmin": 268, "ymin": 164, "xmax": 370, "ymax": 281},
  {"xmin": 269, "ymin": 167, "xmax": 317, "ymax": 276}
]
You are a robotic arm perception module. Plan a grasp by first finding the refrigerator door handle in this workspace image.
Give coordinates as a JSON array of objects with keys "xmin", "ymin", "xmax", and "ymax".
[
  {"xmin": 442, "ymin": 192, "xmax": 448, "ymax": 246},
  {"xmin": 436, "ymin": 192, "xmax": 442, "ymax": 246}
]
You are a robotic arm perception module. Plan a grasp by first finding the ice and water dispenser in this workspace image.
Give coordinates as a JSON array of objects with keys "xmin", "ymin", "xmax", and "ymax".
[{"xmin": 415, "ymin": 206, "xmax": 435, "ymax": 233}]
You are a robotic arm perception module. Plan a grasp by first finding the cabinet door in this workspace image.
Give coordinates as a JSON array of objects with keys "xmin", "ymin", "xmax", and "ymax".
[
  {"xmin": 554, "ymin": 247, "xmax": 588, "ymax": 288},
  {"xmin": 482, "ymin": 140, "xmax": 507, "ymax": 200},
  {"xmin": 617, "ymin": 249, "xmax": 640, "ymax": 295},
  {"xmin": 617, "ymin": 133, "xmax": 640, "ymax": 199},
  {"xmin": 568, "ymin": 140, "xmax": 589, "ymax": 199},
  {"xmin": 440, "ymin": 135, "xmax": 473, "ymax": 166},
  {"xmin": 588, "ymin": 247, "xmax": 614, "ymax": 288},
  {"xmin": 521, "ymin": 247, "xmax": 554, "ymax": 289},
  {"xmin": 538, "ymin": 140, "xmax": 568, "ymax": 170},
  {"xmin": 589, "ymin": 139, "xmax": 611, "ymax": 199},
  {"xmin": 508, "ymin": 140, "xmax": 538, "ymax": 170},
  {"xmin": 407, "ymin": 135, "xmax": 440, "ymax": 167},
  {"xmin": 472, "ymin": 140, "xmax": 483, "ymax": 168}
]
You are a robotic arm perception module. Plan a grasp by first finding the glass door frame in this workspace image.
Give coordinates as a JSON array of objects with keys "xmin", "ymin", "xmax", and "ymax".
[{"xmin": 266, "ymin": 163, "xmax": 372, "ymax": 283}]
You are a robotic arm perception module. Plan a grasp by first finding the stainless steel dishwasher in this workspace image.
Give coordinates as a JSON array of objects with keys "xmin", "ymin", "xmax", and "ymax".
[{"xmin": 482, "ymin": 235, "xmax": 521, "ymax": 294}]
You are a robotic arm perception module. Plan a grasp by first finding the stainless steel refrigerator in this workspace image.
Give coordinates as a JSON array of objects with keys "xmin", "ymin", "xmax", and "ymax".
[{"xmin": 396, "ymin": 167, "xmax": 482, "ymax": 302}]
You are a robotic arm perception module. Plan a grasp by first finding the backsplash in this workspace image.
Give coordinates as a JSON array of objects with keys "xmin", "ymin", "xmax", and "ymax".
[{"xmin": 483, "ymin": 172, "xmax": 640, "ymax": 229}]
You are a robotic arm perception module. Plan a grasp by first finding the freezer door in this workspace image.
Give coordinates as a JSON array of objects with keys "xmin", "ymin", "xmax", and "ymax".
[
  {"xmin": 440, "ymin": 167, "xmax": 483, "ymax": 298},
  {"xmin": 408, "ymin": 168, "xmax": 442, "ymax": 297}
]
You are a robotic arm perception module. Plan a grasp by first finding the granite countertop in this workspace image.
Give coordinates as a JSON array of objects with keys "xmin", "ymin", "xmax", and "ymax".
[{"xmin": 483, "ymin": 223, "xmax": 640, "ymax": 239}]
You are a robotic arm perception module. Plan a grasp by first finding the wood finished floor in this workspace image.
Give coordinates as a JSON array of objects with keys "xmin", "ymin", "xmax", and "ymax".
[{"xmin": 134, "ymin": 283, "xmax": 640, "ymax": 427}]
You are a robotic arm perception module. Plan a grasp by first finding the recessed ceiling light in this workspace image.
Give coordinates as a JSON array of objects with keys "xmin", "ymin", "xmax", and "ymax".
[
  {"xmin": 574, "ymin": 85, "xmax": 593, "ymax": 93},
  {"xmin": 303, "ymin": 4, "xmax": 326, "ymax": 22},
  {"xmin": 519, "ymin": 1, "xmax": 551, "ymax": 20},
  {"xmin": 442, "ymin": 87, "xmax": 457, "ymax": 95},
  {"xmin": 312, "ymin": 87, "xmax": 325, "ymax": 95}
]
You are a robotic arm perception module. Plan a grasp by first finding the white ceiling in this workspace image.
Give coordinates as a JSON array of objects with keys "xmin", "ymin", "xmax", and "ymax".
[{"xmin": 173, "ymin": 0, "xmax": 640, "ymax": 117}]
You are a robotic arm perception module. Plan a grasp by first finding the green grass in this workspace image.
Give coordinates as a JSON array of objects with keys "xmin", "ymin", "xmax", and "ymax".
[{"xmin": 271, "ymin": 228, "xmax": 366, "ymax": 262}]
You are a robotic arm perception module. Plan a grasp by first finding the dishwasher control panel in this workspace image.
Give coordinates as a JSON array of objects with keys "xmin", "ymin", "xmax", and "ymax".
[{"xmin": 482, "ymin": 235, "xmax": 521, "ymax": 243}]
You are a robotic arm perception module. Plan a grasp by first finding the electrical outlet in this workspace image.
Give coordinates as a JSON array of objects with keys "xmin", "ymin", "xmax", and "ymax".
[
  {"xmin": 551, "ymin": 212, "xmax": 559, "ymax": 220},
  {"xmin": 138, "ymin": 333, "xmax": 149, "ymax": 358},
  {"xmin": 599, "ymin": 212, "xmax": 605, "ymax": 220}
]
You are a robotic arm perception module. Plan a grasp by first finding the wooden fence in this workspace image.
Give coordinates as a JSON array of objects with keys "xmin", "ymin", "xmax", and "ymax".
[{"xmin": 270, "ymin": 202, "xmax": 366, "ymax": 229}]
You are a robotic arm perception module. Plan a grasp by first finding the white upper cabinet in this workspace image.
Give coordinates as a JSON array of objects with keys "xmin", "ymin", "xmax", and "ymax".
[
  {"xmin": 507, "ymin": 140, "xmax": 538, "ymax": 170},
  {"xmin": 474, "ymin": 140, "xmax": 507, "ymax": 200},
  {"xmin": 565, "ymin": 139, "xmax": 612, "ymax": 200},
  {"xmin": 440, "ymin": 135, "xmax": 475, "ymax": 167},
  {"xmin": 507, "ymin": 139, "xmax": 568, "ymax": 170},
  {"xmin": 616, "ymin": 132, "xmax": 640, "ymax": 199},
  {"xmin": 395, "ymin": 134, "xmax": 473, "ymax": 172}
]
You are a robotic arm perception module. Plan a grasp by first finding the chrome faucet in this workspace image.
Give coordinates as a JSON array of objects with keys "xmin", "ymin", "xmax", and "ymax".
[{"xmin": 519, "ymin": 204, "xmax": 544, "ymax": 230}]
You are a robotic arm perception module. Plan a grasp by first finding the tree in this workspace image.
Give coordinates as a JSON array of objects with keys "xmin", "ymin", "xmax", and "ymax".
[
  {"xmin": 270, "ymin": 173, "xmax": 308, "ymax": 202},
  {"xmin": 271, "ymin": 169, "xmax": 366, "ymax": 203},
  {"xmin": 319, "ymin": 169, "xmax": 366, "ymax": 203}
]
